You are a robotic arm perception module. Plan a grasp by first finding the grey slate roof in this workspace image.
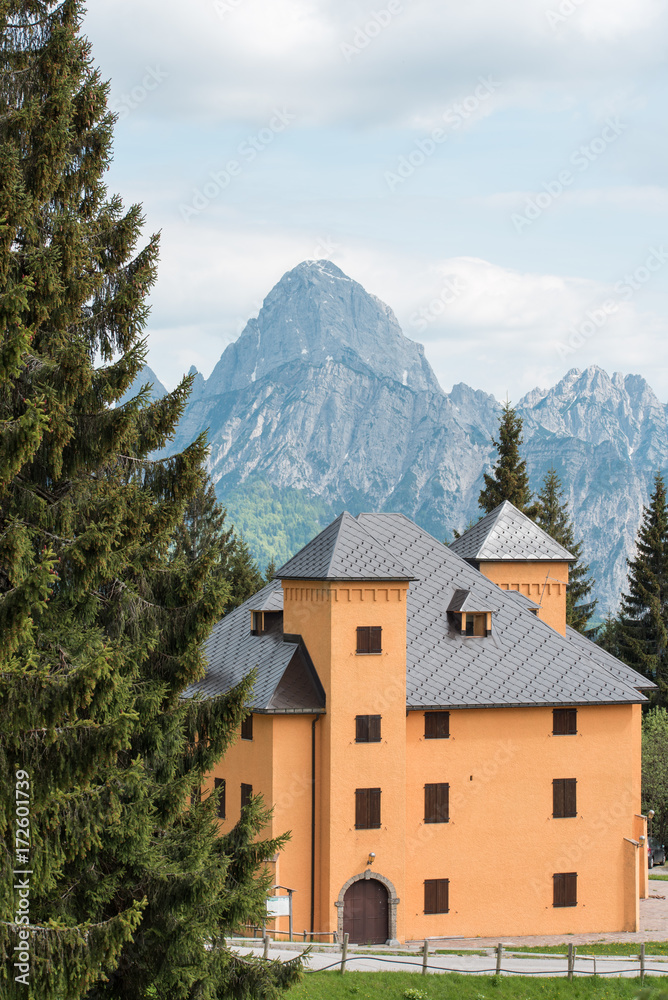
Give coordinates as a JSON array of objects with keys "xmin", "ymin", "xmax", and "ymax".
[
  {"xmin": 358, "ymin": 512, "xmax": 651, "ymax": 709},
  {"xmin": 188, "ymin": 512, "xmax": 653, "ymax": 714},
  {"xmin": 276, "ymin": 510, "xmax": 414, "ymax": 581},
  {"xmin": 184, "ymin": 580, "xmax": 325, "ymax": 713},
  {"xmin": 450, "ymin": 500, "xmax": 574, "ymax": 562}
]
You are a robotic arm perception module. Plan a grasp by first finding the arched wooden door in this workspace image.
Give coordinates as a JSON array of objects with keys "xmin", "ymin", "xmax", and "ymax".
[{"xmin": 342, "ymin": 878, "xmax": 389, "ymax": 945}]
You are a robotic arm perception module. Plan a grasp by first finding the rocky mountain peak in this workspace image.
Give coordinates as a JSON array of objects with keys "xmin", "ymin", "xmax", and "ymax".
[{"xmin": 204, "ymin": 260, "xmax": 441, "ymax": 396}]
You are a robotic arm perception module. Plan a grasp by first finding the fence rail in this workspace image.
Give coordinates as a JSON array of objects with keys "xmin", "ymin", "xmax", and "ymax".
[{"xmin": 234, "ymin": 937, "xmax": 664, "ymax": 981}]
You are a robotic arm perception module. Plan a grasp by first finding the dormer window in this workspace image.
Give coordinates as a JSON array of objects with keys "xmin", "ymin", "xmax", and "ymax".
[
  {"xmin": 447, "ymin": 591, "xmax": 493, "ymax": 636},
  {"xmin": 250, "ymin": 610, "xmax": 284, "ymax": 636}
]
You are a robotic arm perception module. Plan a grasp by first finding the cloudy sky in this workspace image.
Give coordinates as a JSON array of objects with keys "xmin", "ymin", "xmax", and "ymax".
[{"xmin": 83, "ymin": 0, "xmax": 668, "ymax": 402}]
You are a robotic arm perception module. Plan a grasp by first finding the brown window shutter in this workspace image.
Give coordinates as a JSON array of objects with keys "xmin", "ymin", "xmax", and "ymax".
[
  {"xmin": 554, "ymin": 872, "xmax": 577, "ymax": 907},
  {"xmin": 241, "ymin": 714, "xmax": 253, "ymax": 740},
  {"xmin": 356, "ymin": 715, "xmax": 369, "ymax": 742},
  {"xmin": 425, "ymin": 711, "xmax": 450, "ymax": 739},
  {"xmin": 368, "ymin": 715, "xmax": 381, "ymax": 742},
  {"xmin": 357, "ymin": 627, "xmax": 370, "ymax": 654},
  {"xmin": 241, "ymin": 783, "xmax": 252, "ymax": 809},
  {"xmin": 424, "ymin": 878, "xmax": 449, "ymax": 913},
  {"xmin": 553, "ymin": 708, "xmax": 577, "ymax": 735},
  {"xmin": 369, "ymin": 627, "xmax": 382, "ymax": 653},
  {"xmin": 424, "ymin": 783, "xmax": 449, "ymax": 823},
  {"xmin": 564, "ymin": 779, "xmax": 577, "ymax": 817},
  {"xmin": 553, "ymin": 779, "xmax": 565, "ymax": 818},
  {"xmin": 355, "ymin": 788, "xmax": 381, "ymax": 828},
  {"xmin": 215, "ymin": 777, "xmax": 226, "ymax": 819},
  {"xmin": 369, "ymin": 788, "xmax": 381, "ymax": 827}
]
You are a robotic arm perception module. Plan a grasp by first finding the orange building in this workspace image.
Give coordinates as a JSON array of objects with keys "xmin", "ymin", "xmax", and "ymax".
[{"xmin": 190, "ymin": 502, "xmax": 653, "ymax": 944}]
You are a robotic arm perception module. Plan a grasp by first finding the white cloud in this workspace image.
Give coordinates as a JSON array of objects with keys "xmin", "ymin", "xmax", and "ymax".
[{"xmin": 85, "ymin": 0, "xmax": 668, "ymax": 128}]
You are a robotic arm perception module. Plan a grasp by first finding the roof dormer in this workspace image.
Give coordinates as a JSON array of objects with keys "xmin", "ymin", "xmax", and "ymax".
[{"xmin": 447, "ymin": 589, "xmax": 495, "ymax": 637}]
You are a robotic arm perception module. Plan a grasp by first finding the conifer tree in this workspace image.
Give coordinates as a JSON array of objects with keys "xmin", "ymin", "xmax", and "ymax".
[
  {"xmin": 264, "ymin": 558, "xmax": 277, "ymax": 584},
  {"xmin": 0, "ymin": 4, "xmax": 301, "ymax": 998},
  {"xmin": 616, "ymin": 473, "xmax": 668, "ymax": 705},
  {"xmin": 227, "ymin": 533, "xmax": 266, "ymax": 611},
  {"xmin": 478, "ymin": 401, "xmax": 538, "ymax": 517},
  {"xmin": 536, "ymin": 468, "xmax": 597, "ymax": 633}
]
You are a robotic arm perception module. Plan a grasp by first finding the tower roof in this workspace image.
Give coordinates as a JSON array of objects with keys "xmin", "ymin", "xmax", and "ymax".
[
  {"xmin": 449, "ymin": 501, "xmax": 574, "ymax": 563},
  {"xmin": 276, "ymin": 510, "xmax": 414, "ymax": 581}
]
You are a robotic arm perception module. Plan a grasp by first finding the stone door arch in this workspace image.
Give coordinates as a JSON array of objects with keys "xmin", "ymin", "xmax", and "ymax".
[{"xmin": 335, "ymin": 870, "xmax": 400, "ymax": 945}]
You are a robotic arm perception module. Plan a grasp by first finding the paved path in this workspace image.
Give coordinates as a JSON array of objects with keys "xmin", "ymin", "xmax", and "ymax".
[{"xmin": 233, "ymin": 943, "xmax": 668, "ymax": 978}]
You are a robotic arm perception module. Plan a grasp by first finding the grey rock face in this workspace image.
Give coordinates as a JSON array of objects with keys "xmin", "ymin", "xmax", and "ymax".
[{"xmin": 155, "ymin": 261, "xmax": 668, "ymax": 613}]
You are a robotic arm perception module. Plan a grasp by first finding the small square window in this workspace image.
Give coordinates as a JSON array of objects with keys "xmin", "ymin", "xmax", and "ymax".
[
  {"xmin": 355, "ymin": 788, "xmax": 381, "ymax": 828},
  {"xmin": 553, "ymin": 708, "xmax": 577, "ymax": 735},
  {"xmin": 553, "ymin": 872, "xmax": 577, "ymax": 907},
  {"xmin": 424, "ymin": 712, "xmax": 450, "ymax": 739},
  {"xmin": 241, "ymin": 783, "xmax": 253, "ymax": 810},
  {"xmin": 356, "ymin": 626, "xmax": 382, "ymax": 654},
  {"xmin": 251, "ymin": 611, "xmax": 263, "ymax": 635},
  {"xmin": 424, "ymin": 783, "xmax": 449, "ymax": 823},
  {"xmin": 464, "ymin": 613, "xmax": 486, "ymax": 637},
  {"xmin": 424, "ymin": 879, "xmax": 449, "ymax": 914},
  {"xmin": 356, "ymin": 715, "xmax": 381, "ymax": 742},
  {"xmin": 553, "ymin": 778, "xmax": 577, "ymax": 818}
]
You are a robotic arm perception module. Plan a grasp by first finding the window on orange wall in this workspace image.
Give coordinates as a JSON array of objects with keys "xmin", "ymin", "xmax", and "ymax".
[
  {"xmin": 241, "ymin": 783, "xmax": 253, "ymax": 810},
  {"xmin": 553, "ymin": 779, "xmax": 577, "ymax": 818},
  {"xmin": 355, "ymin": 715, "xmax": 382, "ymax": 742},
  {"xmin": 241, "ymin": 713, "xmax": 253, "ymax": 740},
  {"xmin": 424, "ymin": 711, "xmax": 450, "ymax": 739},
  {"xmin": 553, "ymin": 708, "xmax": 577, "ymax": 735},
  {"xmin": 424, "ymin": 783, "xmax": 449, "ymax": 823},
  {"xmin": 424, "ymin": 879, "xmax": 449, "ymax": 914},
  {"xmin": 356, "ymin": 626, "xmax": 382, "ymax": 654},
  {"xmin": 355, "ymin": 788, "xmax": 381, "ymax": 828},
  {"xmin": 553, "ymin": 872, "xmax": 577, "ymax": 907},
  {"xmin": 215, "ymin": 777, "xmax": 226, "ymax": 819}
]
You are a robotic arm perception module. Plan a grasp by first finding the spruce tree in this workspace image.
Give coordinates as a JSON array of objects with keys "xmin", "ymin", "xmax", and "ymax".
[
  {"xmin": 227, "ymin": 533, "xmax": 266, "ymax": 611},
  {"xmin": 536, "ymin": 468, "xmax": 597, "ymax": 633},
  {"xmin": 0, "ymin": 4, "xmax": 301, "ymax": 998},
  {"xmin": 478, "ymin": 401, "xmax": 538, "ymax": 517},
  {"xmin": 616, "ymin": 473, "xmax": 668, "ymax": 705}
]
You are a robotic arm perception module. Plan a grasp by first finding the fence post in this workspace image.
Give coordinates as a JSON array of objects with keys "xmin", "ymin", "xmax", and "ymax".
[
  {"xmin": 496, "ymin": 943, "xmax": 503, "ymax": 975},
  {"xmin": 340, "ymin": 932, "xmax": 349, "ymax": 974},
  {"xmin": 593, "ymin": 955, "xmax": 597, "ymax": 977},
  {"xmin": 640, "ymin": 943, "xmax": 645, "ymax": 983},
  {"xmin": 567, "ymin": 943, "xmax": 574, "ymax": 981},
  {"xmin": 303, "ymin": 930, "xmax": 307, "ymax": 943},
  {"xmin": 422, "ymin": 939, "xmax": 429, "ymax": 975},
  {"xmin": 263, "ymin": 935, "xmax": 270, "ymax": 961}
]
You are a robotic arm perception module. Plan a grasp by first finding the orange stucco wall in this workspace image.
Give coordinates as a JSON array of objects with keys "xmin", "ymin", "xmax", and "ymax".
[
  {"xmin": 404, "ymin": 702, "xmax": 641, "ymax": 939},
  {"xmin": 481, "ymin": 560, "xmax": 570, "ymax": 634}
]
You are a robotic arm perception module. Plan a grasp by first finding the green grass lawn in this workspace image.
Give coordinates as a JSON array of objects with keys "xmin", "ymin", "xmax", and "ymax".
[
  {"xmin": 649, "ymin": 874, "xmax": 668, "ymax": 881},
  {"xmin": 510, "ymin": 944, "xmax": 668, "ymax": 957},
  {"xmin": 286, "ymin": 971, "xmax": 668, "ymax": 999}
]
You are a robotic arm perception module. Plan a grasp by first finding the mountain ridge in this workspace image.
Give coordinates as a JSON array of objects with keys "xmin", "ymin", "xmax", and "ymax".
[{"xmin": 140, "ymin": 261, "xmax": 667, "ymax": 613}]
